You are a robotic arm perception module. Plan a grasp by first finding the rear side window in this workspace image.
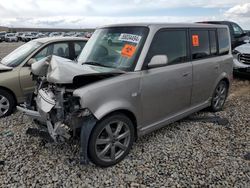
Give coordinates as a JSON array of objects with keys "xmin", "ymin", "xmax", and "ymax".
[
  {"xmin": 218, "ymin": 29, "xmax": 230, "ymax": 55},
  {"xmin": 52, "ymin": 42, "xmax": 70, "ymax": 59},
  {"xmin": 146, "ymin": 30, "xmax": 187, "ymax": 66},
  {"xmin": 191, "ymin": 30, "xmax": 210, "ymax": 60}
]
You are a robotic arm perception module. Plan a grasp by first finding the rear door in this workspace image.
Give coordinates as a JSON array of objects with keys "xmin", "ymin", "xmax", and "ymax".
[
  {"xmin": 140, "ymin": 29, "xmax": 193, "ymax": 127},
  {"xmin": 190, "ymin": 29, "xmax": 220, "ymax": 105}
]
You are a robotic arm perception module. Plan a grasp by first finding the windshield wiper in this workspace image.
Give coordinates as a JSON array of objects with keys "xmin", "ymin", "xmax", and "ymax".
[{"xmin": 82, "ymin": 61, "xmax": 111, "ymax": 68}]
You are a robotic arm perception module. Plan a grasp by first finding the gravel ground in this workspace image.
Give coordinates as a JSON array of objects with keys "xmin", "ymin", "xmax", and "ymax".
[{"xmin": 0, "ymin": 42, "xmax": 250, "ymax": 187}]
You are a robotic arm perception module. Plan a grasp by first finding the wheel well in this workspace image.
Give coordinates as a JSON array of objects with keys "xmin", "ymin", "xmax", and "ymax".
[
  {"xmin": 0, "ymin": 86, "xmax": 17, "ymax": 105},
  {"xmin": 221, "ymin": 78, "xmax": 230, "ymax": 88},
  {"xmin": 101, "ymin": 109, "xmax": 138, "ymax": 140}
]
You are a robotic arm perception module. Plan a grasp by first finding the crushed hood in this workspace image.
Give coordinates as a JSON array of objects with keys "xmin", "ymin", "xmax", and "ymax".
[
  {"xmin": 32, "ymin": 55, "xmax": 124, "ymax": 84},
  {"xmin": 235, "ymin": 43, "xmax": 250, "ymax": 54}
]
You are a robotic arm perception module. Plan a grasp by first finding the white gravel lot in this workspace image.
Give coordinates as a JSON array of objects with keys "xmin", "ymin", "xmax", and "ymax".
[{"xmin": 0, "ymin": 42, "xmax": 249, "ymax": 187}]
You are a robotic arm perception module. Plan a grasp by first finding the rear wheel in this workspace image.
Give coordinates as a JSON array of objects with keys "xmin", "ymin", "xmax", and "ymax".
[
  {"xmin": 210, "ymin": 80, "xmax": 228, "ymax": 112},
  {"xmin": 0, "ymin": 89, "xmax": 15, "ymax": 118},
  {"xmin": 88, "ymin": 113, "xmax": 135, "ymax": 167}
]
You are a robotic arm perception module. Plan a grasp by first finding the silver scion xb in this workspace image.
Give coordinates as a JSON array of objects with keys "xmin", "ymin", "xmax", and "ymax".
[{"xmin": 18, "ymin": 23, "xmax": 233, "ymax": 167}]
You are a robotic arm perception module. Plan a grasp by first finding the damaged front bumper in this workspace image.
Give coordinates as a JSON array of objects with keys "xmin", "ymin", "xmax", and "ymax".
[
  {"xmin": 17, "ymin": 87, "xmax": 98, "ymax": 164},
  {"xmin": 17, "ymin": 105, "xmax": 46, "ymax": 123},
  {"xmin": 17, "ymin": 88, "xmax": 55, "ymax": 123}
]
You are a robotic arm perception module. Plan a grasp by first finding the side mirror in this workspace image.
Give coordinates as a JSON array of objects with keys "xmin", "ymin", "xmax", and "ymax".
[
  {"xmin": 148, "ymin": 55, "xmax": 168, "ymax": 69},
  {"xmin": 27, "ymin": 58, "xmax": 36, "ymax": 66}
]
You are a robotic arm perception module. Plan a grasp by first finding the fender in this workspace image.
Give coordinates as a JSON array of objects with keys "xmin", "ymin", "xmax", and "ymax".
[{"xmin": 90, "ymin": 100, "xmax": 139, "ymax": 121}]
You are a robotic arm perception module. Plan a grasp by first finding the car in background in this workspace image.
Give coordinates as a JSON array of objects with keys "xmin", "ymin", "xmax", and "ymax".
[
  {"xmin": 49, "ymin": 32, "xmax": 63, "ymax": 37},
  {"xmin": 245, "ymin": 30, "xmax": 250, "ymax": 37},
  {"xmin": 74, "ymin": 32, "xmax": 86, "ymax": 38},
  {"xmin": 63, "ymin": 32, "xmax": 76, "ymax": 37},
  {"xmin": 5, "ymin": 33, "xmax": 18, "ymax": 42},
  {"xmin": 24, "ymin": 32, "xmax": 39, "ymax": 42},
  {"xmin": 15, "ymin": 32, "xmax": 24, "ymax": 41},
  {"xmin": 0, "ymin": 37, "xmax": 88, "ymax": 117},
  {"xmin": 85, "ymin": 32, "xmax": 93, "ymax": 38},
  {"xmin": 35, "ymin": 33, "xmax": 46, "ymax": 39},
  {"xmin": 20, "ymin": 33, "xmax": 31, "ymax": 42},
  {"xmin": 20, "ymin": 32, "xmax": 38, "ymax": 42},
  {"xmin": 232, "ymin": 38, "xmax": 250, "ymax": 75},
  {"xmin": 198, "ymin": 21, "xmax": 248, "ymax": 49},
  {"xmin": 0, "ymin": 32, "xmax": 7, "ymax": 42}
]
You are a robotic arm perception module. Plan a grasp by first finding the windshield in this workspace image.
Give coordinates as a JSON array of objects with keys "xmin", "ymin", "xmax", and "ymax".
[
  {"xmin": 78, "ymin": 26, "xmax": 149, "ymax": 71},
  {"xmin": 1, "ymin": 41, "xmax": 42, "ymax": 67}
]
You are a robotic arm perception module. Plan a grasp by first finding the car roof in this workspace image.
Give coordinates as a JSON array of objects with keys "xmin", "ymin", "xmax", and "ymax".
[
  {"xmin": 100, "ymin": 22, "xmax": 228, "ymax": 29},
  {"xmin": 198, "ymin": 21, "xmax": 231, "ymax": 24},
  {"xmin": 33, "ymin": 37, "xmax": 88, "ymax": 44}
]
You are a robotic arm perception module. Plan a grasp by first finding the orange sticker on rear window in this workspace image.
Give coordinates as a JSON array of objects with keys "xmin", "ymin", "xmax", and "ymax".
[
  {"xmin": 192, "ymin": 35, "xmax": 199, "ymax": 47},
  {"xmin": 121, "ymin": 44, "xmax": 136, "ymax": 58}
]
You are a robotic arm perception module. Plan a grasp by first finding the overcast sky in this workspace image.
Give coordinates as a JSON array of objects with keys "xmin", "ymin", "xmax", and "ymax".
[{"xmin": 0, "ymin": 0, "xmax": 250, "ymax": 29}]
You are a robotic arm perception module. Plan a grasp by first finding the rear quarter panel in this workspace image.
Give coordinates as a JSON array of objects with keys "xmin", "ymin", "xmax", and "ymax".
[{"xmin": 210, "ymin": 54, "xmax": 233, "ymax": 99}]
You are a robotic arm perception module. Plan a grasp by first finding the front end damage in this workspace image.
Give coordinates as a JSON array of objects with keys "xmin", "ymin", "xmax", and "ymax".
[{"xmin": 17, "ymin": 55, "xmax": 123, "ymax": 164}]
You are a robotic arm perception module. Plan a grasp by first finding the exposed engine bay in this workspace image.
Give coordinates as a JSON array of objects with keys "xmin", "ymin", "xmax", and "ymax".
[{"xmin": 17, "ymin": 55, "xmax": 124, "ymax": 163}]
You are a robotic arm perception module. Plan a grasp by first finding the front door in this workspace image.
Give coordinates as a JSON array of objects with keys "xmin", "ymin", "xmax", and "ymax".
[
  {"xmin": 19, "ymin": 66, "xmax": 35, "ymax": 96},
  {"xmin": 140, "ymin": 29, "xmax": 192, "ymax": 127}
]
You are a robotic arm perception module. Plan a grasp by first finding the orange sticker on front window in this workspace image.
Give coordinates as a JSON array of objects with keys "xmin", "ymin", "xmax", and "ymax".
[
  {"xmin": 192, "ymin": 35, "xmax": 199, "ymax": 47},
  {"xmin": 121, "ymin": 44, "xmax": 136, "ymax": 58}
]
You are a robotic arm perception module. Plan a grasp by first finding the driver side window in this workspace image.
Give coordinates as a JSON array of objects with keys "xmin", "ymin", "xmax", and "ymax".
[{"xmin": 145, "ymin": 30, "xmax": 187, "ymax": 67}]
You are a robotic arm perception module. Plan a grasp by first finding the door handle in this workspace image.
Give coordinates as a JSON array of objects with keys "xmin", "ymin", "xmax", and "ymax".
[{"xmin": 182, "ymin": 72, "xmax": 190, "ymax": 77}]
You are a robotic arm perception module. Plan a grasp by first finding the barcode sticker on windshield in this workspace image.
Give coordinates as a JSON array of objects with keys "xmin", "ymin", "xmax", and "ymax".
[{"xmin": 119, "ymin": 33, "xmax": 142, "ymax": 44}]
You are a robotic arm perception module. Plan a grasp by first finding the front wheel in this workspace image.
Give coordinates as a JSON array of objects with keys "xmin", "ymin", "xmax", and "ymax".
[
  {"xmin": 0, "ymin": 89, "xmax": 15, "ymax": 118},
  {"xmin": 210, "ymin": 80, "xmax": 228, "ymax": 112},
  {"xmin": 88, "ymin": 113, "xmax": 135, "ymax": 167}
]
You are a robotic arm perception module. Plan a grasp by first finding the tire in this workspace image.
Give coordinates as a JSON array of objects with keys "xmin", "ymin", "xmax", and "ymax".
[
  {"xmin": 0, "ymin": 89, "xmax": 15, "ymax": 118},
  {"xmin": 88, "ymin": 113, "xmax": 135, "ymax": 167},
  {"xmin": 210, "ymin": 80, "xmax": 228, "ymax": 112}
]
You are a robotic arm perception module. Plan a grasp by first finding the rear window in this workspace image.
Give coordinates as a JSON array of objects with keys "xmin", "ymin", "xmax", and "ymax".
[{"xmin": 218, "ymin": 28, "xmax": 230, "ymax": 55}]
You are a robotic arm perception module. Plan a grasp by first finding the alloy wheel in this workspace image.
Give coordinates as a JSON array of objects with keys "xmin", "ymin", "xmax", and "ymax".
[
  {"xmin": 95, "ymin": 120, "xmax": 131, "ymax": 163},
  {"xmin": 0, "ymin": 95, "xmax": 10, "ymax": 117},
  {"xmin": 212, "ymin": 82, "xmax": 227, "ymax": 110}
]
